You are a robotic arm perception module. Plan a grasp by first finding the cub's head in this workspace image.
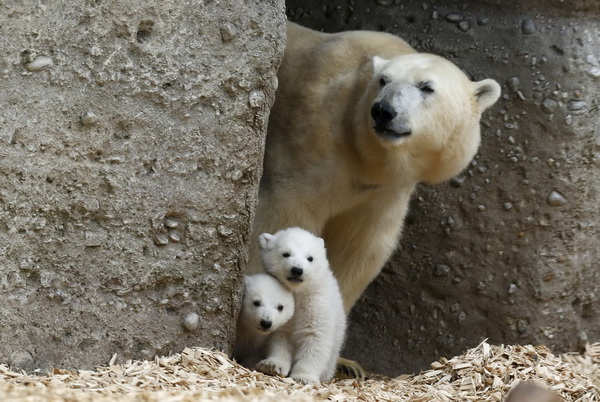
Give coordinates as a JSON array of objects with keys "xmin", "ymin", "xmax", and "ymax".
[
  {"xmin": 240, "ymin": 273, "xmax": 294, "ymax": 334},
  {"xmin": 367, "ymin": 53, "xmax": 500, "ymax": 183},
  {"xmin": 259, "ymin": 227, "xmax": 327, "ymax": 291}
]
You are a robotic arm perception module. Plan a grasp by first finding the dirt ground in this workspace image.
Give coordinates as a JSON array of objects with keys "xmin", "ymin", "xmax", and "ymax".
[{"xmin": 0, "ymin": 341, "xmax": 598, "ymax": 401}]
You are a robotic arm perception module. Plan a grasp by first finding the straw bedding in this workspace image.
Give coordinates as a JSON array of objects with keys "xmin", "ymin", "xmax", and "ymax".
[{"xmin": 1, "ymin": 341, "xmax": 598, "ymax": 401}]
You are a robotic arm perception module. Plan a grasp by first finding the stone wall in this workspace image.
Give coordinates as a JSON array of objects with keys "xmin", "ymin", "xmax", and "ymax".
[
  {"xmin": 286, "ymin": 0, "xmax": 599, "ymax": 375},
  {"xmin": 0, "ymin": 0, "xmax": 285, "ymax": 370}
]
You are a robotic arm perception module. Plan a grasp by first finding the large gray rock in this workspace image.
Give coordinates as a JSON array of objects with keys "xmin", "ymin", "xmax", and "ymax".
[
  {"xmin": 0, "ymin": 0, "xmax": 285, "ymax": 370},
  {"xmin": 287, "ymin": 0, "xmax": 599, "ymax": 375}
]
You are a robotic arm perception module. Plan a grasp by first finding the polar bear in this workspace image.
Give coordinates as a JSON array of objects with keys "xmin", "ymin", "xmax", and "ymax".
[
  {"xmin": 233, "ymin": 274, "xmax": 295, "ymax": 369},
  {"xmin": 248, "ymin": 21, "xmax": 500, "ymax": 313},
  {"xmin": 255, "ymin": 227, "xmax": 346, "ymax": 384}
]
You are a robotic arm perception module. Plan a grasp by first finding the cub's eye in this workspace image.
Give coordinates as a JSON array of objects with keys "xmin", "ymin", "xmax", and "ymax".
[
  {"xmin": 277, "ymin": 305, "xmax": 284, "ymax": 312},
  {"xmin": 282, "ymin": 252, "xmax": 290, "ymax": 258},
  {"xmin": 418, "ymin": 81, "xmax": 434, "ymax": 94},
  {"xmin": 379, "ymin": 77, "xmax": 387, "ymax": 86},
  {"xmin": 307, "ymin": 256, "xmax": 314, "ymax": 262},
  {"xmin": 253, "ymin": 301, "xmax": 261, "ymax": 307}
]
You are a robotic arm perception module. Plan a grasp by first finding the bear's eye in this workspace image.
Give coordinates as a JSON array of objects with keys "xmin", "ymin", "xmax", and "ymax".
[
  {"xmin": 418, "ymin": 81, "xmax": 434, "ymax": 94},
  {"xmin": 379, "ymin": 77, "xmax": 387, "ymax": 86},
  {"xmin": 282, "ymin": 252, "xmax": 290, "ymax": 258},
  {"xmin": 253, "ymin": 300, "xmax": 261, "ymax": 307},
  {"xmin": 277, "ymin": 305, "xmax": 284, "ymax": 312},
  {"xmin": 307, "ymin": 256, "xmax": 314, "ymax": 262}
]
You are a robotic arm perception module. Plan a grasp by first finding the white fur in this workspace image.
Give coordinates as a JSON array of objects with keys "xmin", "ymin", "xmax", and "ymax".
[
  {"xmin": 233, "ymin": 274, "xmax": 295, "ymax": 368},
  {"xmin": 255, "ymin": 228, "xmax": 346, "ymax": 383}
]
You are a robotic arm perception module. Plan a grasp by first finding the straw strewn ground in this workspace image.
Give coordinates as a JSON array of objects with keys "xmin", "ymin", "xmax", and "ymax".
[{"xmin": 1, "ymin": 341, "xmax": 598, "ymax": 401}]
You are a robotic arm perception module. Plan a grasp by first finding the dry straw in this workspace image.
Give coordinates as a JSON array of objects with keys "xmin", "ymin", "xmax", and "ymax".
[{"xmin": 1, "ymin": 341, "xmax": 598, "ymax": 401}]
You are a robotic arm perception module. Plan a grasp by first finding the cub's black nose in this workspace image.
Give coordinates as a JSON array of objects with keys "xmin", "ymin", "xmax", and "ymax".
[
  {"xmin": 260, "ymin": 320, "xmax": 272, "ymax": 329},
  {"xmin": 290, "ymin": 267, "xmax": 303, "ymax": 277},
  {"xmin": 371, "ymin": 101, "xmax": 397, "ymax": 125}
]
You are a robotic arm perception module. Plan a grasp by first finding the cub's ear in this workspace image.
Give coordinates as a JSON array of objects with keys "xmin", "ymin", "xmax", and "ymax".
[
  {"xmin": 258, "ymin": 233, "xmax": 274, "ymax": 251},
  {"xmin": 372, "ymin": 55, "xmax": 389, "ymax": 75},
  {"xmin": 243, "ymin": 275, "xmax": 252, "ymax": 287},
  {"xmin": 474, "ymin": 79, "xmax": 501, "ymax": 112}
]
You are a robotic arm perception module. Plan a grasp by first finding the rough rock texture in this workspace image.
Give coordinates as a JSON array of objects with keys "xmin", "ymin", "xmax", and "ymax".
[
  {"xmin": 286, "ymin": 0, "xmax": 599, "ymax": 375},
  {"xmin": 0, "ymin": 0, "xmax": 285, "ymax": 371}
]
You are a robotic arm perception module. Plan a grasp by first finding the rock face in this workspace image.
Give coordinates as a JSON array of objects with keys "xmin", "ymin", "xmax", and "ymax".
[
  {"xmin": 286, "ymin": 0, "xmax": 599, "ymax": 375},
  {"xmin": 0, "ymin": 1, "xmax": 285, "ymax": 370}
]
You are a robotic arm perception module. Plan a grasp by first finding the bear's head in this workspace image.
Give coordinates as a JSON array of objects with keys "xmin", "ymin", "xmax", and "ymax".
[
  {"xmin": 240, "ymin": 273, "xmax": 294, "ymax": 334},
  {"xmin": 366, "ymin": 53, "xmax": 501, "ymax": 183},
  {"xmin": 259, "ymin": 227, "xmax": 328, "ymax": 291}
]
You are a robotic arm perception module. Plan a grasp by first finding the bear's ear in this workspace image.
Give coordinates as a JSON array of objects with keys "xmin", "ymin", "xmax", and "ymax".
[
  {"xmin": 372, "ymin": 55, "xmax": 389, "ymax": 75},
  {"xmin": 258, "ymin": 233, "xmax": 273, "ymax": 251},
  {"xmin": 243, "ymin": 275, "xmax": 252, "ymax": 287},
  {"xmin": 474, "ymin": 79, "xmax": 501, "ymax": 112}
]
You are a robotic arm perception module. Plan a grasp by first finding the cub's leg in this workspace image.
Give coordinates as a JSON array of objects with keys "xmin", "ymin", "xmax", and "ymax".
[
  {"xmin": 289, "ymin": 330, "xmax": 335, "ymax": 384},
  {"xmin": 255, "ymin": 329, "xmax": 293, "ymax": 377}
]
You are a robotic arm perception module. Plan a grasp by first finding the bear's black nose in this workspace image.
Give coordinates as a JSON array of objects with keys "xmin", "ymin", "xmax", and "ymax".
[
  {"xmin": 371, "ymin": 101, "xmax": 397, "ymax": 125},
  {"xmin": 291, "ymin": 267, "xmax": 303, "ymax": 277},
  {"xmin": 260, "ymin": 320, "xmax": 272, "ymax": 329}
]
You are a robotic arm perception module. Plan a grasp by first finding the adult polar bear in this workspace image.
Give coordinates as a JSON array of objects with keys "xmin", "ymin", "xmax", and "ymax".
[{"xmin": 248, "ymin": 20, "xmax": 500, "ymax": 352}]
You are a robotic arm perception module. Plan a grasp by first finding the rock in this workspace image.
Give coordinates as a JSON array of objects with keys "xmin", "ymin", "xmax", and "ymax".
[{"xmin": 0, "ymin": 0, "xmax": 285, "ymax": 371}]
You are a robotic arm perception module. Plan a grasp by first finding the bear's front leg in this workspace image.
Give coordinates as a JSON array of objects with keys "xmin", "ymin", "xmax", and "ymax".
[
  {"xmin": 323, "ymin": 196, "xmax": 409, "ymax": 312},
  {"xmin": 289, "ymin": 332, "xmax": 333, "ymax": 384},
  {"xmin": 255, "ymin": 330, "xmax": 293, "ymax": 377}
]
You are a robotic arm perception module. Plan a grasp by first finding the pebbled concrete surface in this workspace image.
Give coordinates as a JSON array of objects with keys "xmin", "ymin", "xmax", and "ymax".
[{"xmin": 0, "ymin": 0, "xmax": 285, "ymax": 371}]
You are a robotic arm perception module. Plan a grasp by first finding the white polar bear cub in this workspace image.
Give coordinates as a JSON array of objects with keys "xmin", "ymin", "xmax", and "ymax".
[
  {"xmin": 233, "ymin": 274, "xmax": 295, "ymax": 369},
  {"xmin": 256, "ymin": 227, "xmax": 346, "ymax": 383}
]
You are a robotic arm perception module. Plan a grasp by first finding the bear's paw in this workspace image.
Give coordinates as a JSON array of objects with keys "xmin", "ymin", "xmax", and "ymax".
[{"xmin": 255, "ymin": 358, "xmax": 290, "ymax": 378}]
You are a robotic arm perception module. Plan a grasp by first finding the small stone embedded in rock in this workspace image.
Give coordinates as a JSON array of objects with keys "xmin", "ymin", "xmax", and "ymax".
[
  {"xmin": 433, "ymin": 264, "xmax": 451, "ymax": 277},
  {"xmin": 566, "ymin": 100, "xmax": 588, "ymax": 113},
  {"xmin": 182, "ymin": 312, "xmax": 199, "ymax": 331},
  {"xmin": 220, "ymin": 23, "xmax": 238, "ymax": 42},
  {"xmin": 154, "ymin": 234, "xmax": 169, "ymax": 246},
  {"xmin": 458, "ymin": 21, "xmax": 471, "ymax": 32},
  {"xmin": 25, "ymin": 56, "xmax": 54, "ymax": 72},
  {"xmin": 248, "ymin": 90, "xmax": 265, "ymax": 108},
  {"xmin": 164, "ymin": 219, "xmax": 179, "ymax": 229},
  {"xmin": 508, "ymin": 283, "xmax": 518, "ymax": 294},
  {"xmin": 521, "ymin": 19, "xmax": 536, "ymax": 35},
  {"xmin": 477, "ymin": 16, "xmax": 490, "ymax": 25},
  {"xmin": 80, "ymin": 111, "xmax": 98, "ymax": 126},
  {"xmin": 505, "ymin": 76, "xmax": 520, "ymax": 93},
  {"xmin": 217, "ymin": 225, "xmax": 233, "ymax": 237},
  {"xmin": 445, "ymin": 12, "xmax": 465, "ymax": 23},
  {"xmin": 547, "ymin": 190, "xmax": 567, "ymax": 206},
  {"xmin": 541, "ymin": 98, "xmax": 558, "ymax": 114},
  {"xmin": 587, "ymin": 66, "xmax": 600, "ymax": 79}
]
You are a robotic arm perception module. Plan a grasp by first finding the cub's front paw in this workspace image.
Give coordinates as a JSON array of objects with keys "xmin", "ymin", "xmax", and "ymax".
[
  {"xmin": 255, "ymin": 359, "xmax": 290, "ymax": 377},
  {"xmin": 290, "ymin": 371, "xmax": 320, "ymax": 384}
]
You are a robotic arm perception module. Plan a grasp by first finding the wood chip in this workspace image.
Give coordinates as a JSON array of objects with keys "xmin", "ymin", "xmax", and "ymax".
[{"xmin": 0, "ymin": 342, "xmax": 598, "ymax": 401}]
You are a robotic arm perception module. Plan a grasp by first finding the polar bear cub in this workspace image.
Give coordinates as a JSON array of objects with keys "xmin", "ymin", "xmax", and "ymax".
[
  {"xmin": 256, "ymin": 227, "xmax": 347, "ymax": 383},
  {"xmin": 233, "ymin": 274, "xmax": 295, "ymax": 369}
]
